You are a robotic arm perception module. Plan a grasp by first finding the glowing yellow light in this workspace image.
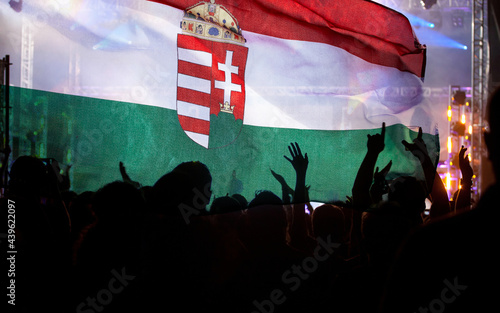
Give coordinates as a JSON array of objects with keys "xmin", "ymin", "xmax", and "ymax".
[
  {"xmin": 465, "ymin": 136, "xmax": 469, "ymax": 140},
  {"xmin": 468, "ymin": 154, "xmax": 472, "ymax": 162},
  {"xmin": 461, "ymin": 114, "xmax": 466, "ymax": 124},
  {"xmin": 469, "ymin": 125, "xmax": 472, "ymax": 134},
  {"xmin": 473, "ymin": 175, "xmax": 476, "ymax": 179},
  {"xmin": 466, "ymin": 101, "xmax": 470, "ymax": 106},
  {"xmin": 446, "ymin": 172, "xmax": 451, "ymax": 190},
  {"xmin": 447, "ymin": 106, "xmax": 452, "ymax": 121},
  {"xmin": 450, "ymin": 161, "xmax": 453, "ymax": 166},
  {"xmin": 447, "ymin": 136, "xmax": 452, "ymax": 153}
]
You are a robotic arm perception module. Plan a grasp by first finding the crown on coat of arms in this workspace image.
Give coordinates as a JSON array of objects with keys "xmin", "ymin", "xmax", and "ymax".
[
  {"xmin": 180, "ymin": 0, "xmax": 246, "ymax": 45},
  {"xmin": 219, "ymin": 101, "xmax": 235, "ymax": 114}
]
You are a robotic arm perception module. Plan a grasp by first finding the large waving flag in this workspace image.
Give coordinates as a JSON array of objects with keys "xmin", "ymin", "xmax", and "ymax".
[{"xmin": 0, "ymin": 0, "xmax": 438, "ymax": 203}]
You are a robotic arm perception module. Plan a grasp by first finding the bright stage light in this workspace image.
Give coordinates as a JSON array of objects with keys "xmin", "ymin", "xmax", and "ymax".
[
  {"xmin": 414, "ymin": 27, "xmax": 470, "ymax": 50},
  {"xmin": 406, "ymin": 13, "xmax": 437, "ymax": 29}
]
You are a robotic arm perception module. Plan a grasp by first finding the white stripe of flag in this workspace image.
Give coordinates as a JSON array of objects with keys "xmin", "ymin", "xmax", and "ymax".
[
  {"xmin": 177, "ymin": 100, "xmax": 210, "ymax": 121},
  {"xmin": 177, "ymin": 73, "xmax": 211, "ymax": 94},
  {"xmin": 178, "ymin": 47, "xmax": 212, "ymax": 67},
  {"xmin": 184, "ymin": 131, "xmax": 209, "ymax": 148}
]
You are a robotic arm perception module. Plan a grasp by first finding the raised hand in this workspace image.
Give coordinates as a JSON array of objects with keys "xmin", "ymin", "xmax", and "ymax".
[
  {"xmin": 402, "ymin": 126, "xmax": 441, "ymax": 203},
  {"xmin": 367, "ymin": 122, "xmax": 386, "ymax": 154},
  {"xmin": 454, "ymin": 145, "xmax": 473, "ymax": 212},
  {"xmin": 370, "ymin": 160, "xmax": 392, "ymax": 203},
  {"xmin": 271, "ymin": 169, "xmax": 294, "ymax": 191},
  {"xmin": 352, "ymin": 122, "xmax": 386, "ymax": 209},
  {"xmin": 374, "ymin": 160, "xmax": 393, "ymax": 182},
  {"xmin": 458, "ymin": 145, "xmax": 473, "ymax": 180},
  {"xmin": 271, "ymin": 169, "xmax": 294, "ymax": 203},
  {"xmin": 119, "ymin": 161, "xmax": 128, "ymax": 178},
  {"xmin": 283, "ymin": 142, "xmax": 311, "ymax": 249},
  {"xmin": 119, "ymin": 161, "xmax": 141, "ymax": 188},
  {"xmin": 402, "ymin": 127, "xmax": 428, "ymax": 162},
  {"xmin": 271, "ymin": 169, "xmax": 287, "ymax": 185},
  {"xmin": 284, "ymin": 142, "xmax": 308, "ymax": 177}
]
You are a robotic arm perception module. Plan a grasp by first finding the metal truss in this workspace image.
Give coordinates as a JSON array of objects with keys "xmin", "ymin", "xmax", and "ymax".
[{"xmin": 471, "ymin": 0, "xmax": 489, "ymax": 200}]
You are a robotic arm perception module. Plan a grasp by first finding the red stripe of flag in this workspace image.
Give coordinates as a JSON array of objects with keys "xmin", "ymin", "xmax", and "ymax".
[
  {"xmin": 177, "ymin": 115, "xmax": 210, "ymax": 135},
  {"xmin": 149, "ymin": 0, "xmax": 425, "ymax": 77},
  {"xmin": 177, "ymin": 87, "xmax": 212, "ymax": 108},
  {"xmin": 178, "ymin": 59, "xmax": 213, "ymax": 81}
]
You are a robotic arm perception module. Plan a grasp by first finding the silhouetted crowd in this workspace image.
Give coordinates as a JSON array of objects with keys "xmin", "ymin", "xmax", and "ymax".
[{"xmin": 2, "ymin": 87, "xmax": 500, "ymax": 313}]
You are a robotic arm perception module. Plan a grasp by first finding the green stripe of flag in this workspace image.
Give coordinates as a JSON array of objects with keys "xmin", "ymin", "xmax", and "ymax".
[{"xmin": 9, "ymin": 86, "xmax": 439, "ymax": 204}]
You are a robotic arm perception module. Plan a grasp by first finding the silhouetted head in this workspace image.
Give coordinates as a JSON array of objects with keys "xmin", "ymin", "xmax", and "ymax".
[
  {"xmin": 172, "ymin": 161, "xmax": 212, "ymax": 197},
  {"xmin": 8, "ymin": 156, "xmax": 47, "ymax": 197},
  {"xmin": 388, "ymin": 176, "xmax": 427, "ymax": 223},
  {"xmin": 231, "ymin": 193, "xmax": 248, "ymax": 209},
  {"xmin": 150, "ymin": 170, "xmax": 209, "ymax": 216},
  {"xmin": 92, "ymin": 181, "xmax": 144, "ymax": 223},
  {"xmin": 312, "ymin": 204, "xmax": 346, "ymax": 243},
  {"xmin": 210, "ymin": 195, "xmax": 242, "ymax": 214},
  {"xmin": 485, "ymin": 86, "xmax": 500, "ymax": 181},
  {"xmin": 248, "ymin": 190, "xmax": 283, "ymax": 208}
]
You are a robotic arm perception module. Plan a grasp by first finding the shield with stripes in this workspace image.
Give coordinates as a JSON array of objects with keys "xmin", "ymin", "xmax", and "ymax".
[{"xmin": 176, "ymin": 2, "xmax": 248, "ymax": 149}]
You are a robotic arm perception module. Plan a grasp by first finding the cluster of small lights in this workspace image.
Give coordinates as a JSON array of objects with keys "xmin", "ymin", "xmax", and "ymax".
[{"xmin": 445, "ymin": 90, "xmax": 473, "ymax": 192}]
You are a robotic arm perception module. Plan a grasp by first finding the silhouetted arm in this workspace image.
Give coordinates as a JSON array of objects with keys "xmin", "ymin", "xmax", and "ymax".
[
  {"xmin": 284, "ymin": 142, "xmax": 309, "ymax": 244},
  {"xmin": 402, "ymin": 127, "xmax": 450, "ymax": 217},
  {"xmin": 402, "ymin": 127, "xmax": 435, "ymax": 192},
  {"xmin": 428, "ymin": 172, "xmax": 451, "ymax": 219},
  {"xmin": 119, "ymin": 161, "xmax": 141, "ymax": 188},
  {"xmin": 370, "ymin": 160, "xmax": 392, "ymax": 204},
  {"xmin": 454, "ymin": 146, "xmax": 473, "ymax": 212},
  {"xmin": 352, "ymin": 122, "xmax": 386, "ymax": 209},
  {"xmin": 271, "ymin": 169, "xmax": 294, "ymax": 204}
]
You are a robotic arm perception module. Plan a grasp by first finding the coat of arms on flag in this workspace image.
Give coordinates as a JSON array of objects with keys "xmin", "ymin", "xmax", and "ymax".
[{"xmin": 177, "ymin": 0, "xmax": 248, "ymax": 149}]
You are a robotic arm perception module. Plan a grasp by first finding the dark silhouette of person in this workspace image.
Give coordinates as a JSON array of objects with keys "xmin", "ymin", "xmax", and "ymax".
[
  {"xmin": 232, "ymin": 201, "xmax": 310, "ymax": 313},
  {"xmin": 72, "ymin": 180, "xmax": 144, "ymax": 313},
  {"xmin": 2, "ymin": 156, "xmax": 71, "ymax": 312},
  {"xmin": 138, "ymin": 162, "xmax": 214, "ymax": 312},
  {"xmin": 379, "ymin": 87, "xmax": 500, "ymax": 313},
  {"xmin": 312, "ymin": 204, "xmax": 348, "ymax": 258}
]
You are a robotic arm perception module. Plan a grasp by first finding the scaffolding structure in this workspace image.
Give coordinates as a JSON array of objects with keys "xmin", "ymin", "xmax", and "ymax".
[
  {"xmin": 471, "ymin": 0, "xmax": 489, "ymax": 201},
  {"xmin": 443, "ymin": 86, "xmax": 473, "ymax": 201},
  {"xmin": 440, "ymin": 1, "xmax": 488, "ymax": 204}
]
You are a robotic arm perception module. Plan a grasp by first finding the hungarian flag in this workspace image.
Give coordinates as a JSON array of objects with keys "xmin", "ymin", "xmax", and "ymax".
[{"xmin": 0, "ymin": 0, "xmax": 438, "ymax": 203}]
